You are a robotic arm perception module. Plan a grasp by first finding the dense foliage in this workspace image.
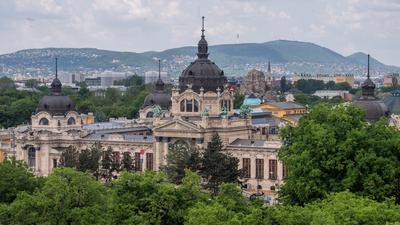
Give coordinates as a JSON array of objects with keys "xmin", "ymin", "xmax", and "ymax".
[
  {"xmin": 294, "ymin": 79, "xmax": 354, "ymax": 94},
  {"xmin": 279, "ymin": 103, "xmax": 400, "ymax": 205},
  {"xmin": 163, "ymin": 133, "xmax": 241, "ymax": 195},
  {"xmin": 1, "ymin": 162, "xmax": 400, "ymax": 225}
]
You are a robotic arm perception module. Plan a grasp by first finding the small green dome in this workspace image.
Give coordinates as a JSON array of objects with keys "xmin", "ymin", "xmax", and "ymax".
[{"xmin": 243, "ymin": 93, "xmax": 262, "ymax": 106}]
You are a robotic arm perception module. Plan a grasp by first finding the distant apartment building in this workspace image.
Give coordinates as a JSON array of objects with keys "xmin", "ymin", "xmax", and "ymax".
[
  {"xmin": 84, "ymin": 71, "xmax": 128, "ymax": 87},
  {"xmin": 383, "ymin": 73, "xmax": 400, "ymax": 87},
  {"xmin": 145, "ymin": 71, "xmax": 169, "ymax": 84},
  {"xmin": 293, "ymin": 73, "xmax": 354, "ymax": 86},
  {"xmin": 58, "ymin": 72, "xmax": 84, "ymax": 85}
]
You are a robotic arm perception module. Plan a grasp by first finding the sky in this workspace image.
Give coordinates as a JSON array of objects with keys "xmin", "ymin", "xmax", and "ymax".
[{"xmin": 0, "ymin": 0, "xmax": 399, "ymax": 65}]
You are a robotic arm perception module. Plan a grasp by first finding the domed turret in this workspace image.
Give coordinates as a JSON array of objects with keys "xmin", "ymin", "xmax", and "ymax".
[
  {"xmin": 142, "ymin": 60, "xmax": 171, "ymax": 110},
  {"xmin": 179, "ymin": 16, "xmax": 227, "ymax": 93},
  {"xmin": 36, "ymin": 58, "xmax": 76, "ymax": 116},
  {"xmin": 354, "ymin": 54, "xmax": 388, "ymax": 120}
]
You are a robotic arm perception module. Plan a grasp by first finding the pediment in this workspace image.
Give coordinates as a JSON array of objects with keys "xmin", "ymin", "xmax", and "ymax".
[{"xmin": 153, "ymin": 119, "xmax": 203, "ymax": 133}]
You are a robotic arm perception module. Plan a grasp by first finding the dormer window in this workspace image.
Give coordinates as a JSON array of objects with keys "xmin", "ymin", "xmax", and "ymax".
[
  {"xmin": 67, "ymin": 117, "xmax": 76, "ymax": 125},
  {"xmin": 39, "ymin": 118, "xmax": 49, "ymax": 125}
]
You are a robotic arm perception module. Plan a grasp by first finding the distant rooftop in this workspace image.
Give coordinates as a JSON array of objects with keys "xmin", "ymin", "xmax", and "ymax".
[
  {"xmin": 228, "ymin": 138, "xmax": 282, "ymax": 149},
  {"xmin": 267, "ymin": 102, "xmax": 306, "ymax": 109}
]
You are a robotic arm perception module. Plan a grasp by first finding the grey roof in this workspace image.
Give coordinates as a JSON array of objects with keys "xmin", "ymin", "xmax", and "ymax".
[
  {"xmin": 354, "ymin": 99, "xmax": 389, "ymax": 120},
  {"xmin": 268, "ymin": 102, "xmax": 306, "ymax": 109},
  {"xmin": 228, "ymin": 138, "xmax": 282, "ymax": 149},
  {"xmin": 143, "ymin": 91, "xmax": 172, "ymax": 109},
  {"xmin": 83, "ymin": 133, "xmax": 153, "ymax": 143},
  {"xmin": 36, "ymin": 95, "xmax": 75, "ymax": 116},
  {"xmin": 384, "ymin": 90, "xmax": 400, "ymax": 115},
  {"xmin": 252, "ymin": 117, "xmax": 280, "ymax": 127},
  {"xmin": 82, "ymin": 122, "xmax": 149, "ymax": 131}
]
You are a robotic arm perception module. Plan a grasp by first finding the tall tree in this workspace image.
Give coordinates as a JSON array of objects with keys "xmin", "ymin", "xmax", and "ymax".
[
  {"xmin": 279, "ymin": 103, "xmax": 400, "ymax": 205},
  {"xmin": 59, "ymin": 146, "xmax": 79, "ymax": 168},
  {"xmin": 201, "ymin": 133, "xmax": 240, "ymax": 195},
  {"xmin": 162, "ymin": 142, "xmax": 202, "ymax": 184},
  {"xmin": 101, "ymin": 146, "xmax": 113, "ymax": 183},
  {"xmin": 121, "ymin": 152, "xmax": 135, "ymax": 172},
  {"xmin": 78, "ymin": 142, "xmax": 102, "ymax": 179}
]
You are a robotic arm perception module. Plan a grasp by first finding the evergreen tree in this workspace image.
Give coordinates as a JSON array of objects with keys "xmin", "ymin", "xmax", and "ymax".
[
  {"xmin": 101, "ymin": 146, "xmax": 113, "ymax": 183},
  {"xmin": 78, "ymin": 142, "xmax": 102, "ymax": 179},
  {"xmin": 201, "ymin": 133, "xmax": 240, "ymax": 195},
  {"xmin": 162, "ymin": 142, "xmax": 202, "ymax": 184},
  {"xmin": 121, "ymin": 152, "xmax": 135, "ymax": 172},
  {"xmin": 59, "ymin": 145, "xmax": 79, "ymax": 168}
]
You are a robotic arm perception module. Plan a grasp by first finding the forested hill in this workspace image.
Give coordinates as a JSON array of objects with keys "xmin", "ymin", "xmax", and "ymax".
[{"xmin": 0, "ymin": 40, "xmax": 399, "ymax": 76}]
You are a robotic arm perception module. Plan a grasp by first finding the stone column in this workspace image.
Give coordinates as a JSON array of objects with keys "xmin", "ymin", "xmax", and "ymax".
[{"xmin": 162, "ymin": 138, "xmax": 169, "ymax": 166}]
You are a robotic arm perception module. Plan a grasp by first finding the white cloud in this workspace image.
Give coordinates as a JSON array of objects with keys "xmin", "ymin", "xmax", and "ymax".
[{"xmin": 0, "ymin": 0, "xmax": 399, "ymax": 65}]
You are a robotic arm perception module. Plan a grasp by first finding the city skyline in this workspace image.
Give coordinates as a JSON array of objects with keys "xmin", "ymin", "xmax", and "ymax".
[{"xmin": 0, "ymin": 0, "xmax": 399, "ymax": 66}]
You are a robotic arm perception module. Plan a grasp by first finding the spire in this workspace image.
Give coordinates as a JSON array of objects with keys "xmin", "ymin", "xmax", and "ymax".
[
  {"xmin": 361, "ymin": 54, "xmax": 376, "ymax": 97},
  {"xmin": 367, "ymin": 54, "xmax": 370, "ymax": 79},
  {"xmin": 55, "ymin": 57, "xmax": 58, "ymax": 79},
  {"xmin": 201, "ymin": 16, "xmax": 205, "ymax": 38},
  {"xmin": 155, "ymin": 59, "xmax": 164, "ymax": 91},
  {"xmin": 50, "ymin": 57, "xmax": 62, "ymax": 95},
  {"xmin": 268, "ymin": 61, "xmax": 271, "ymax": 73},
  {"xmin": 158, "ymin": 59, "xmax": 161, "ymax": 80},
  {"xmin": 197, "ymin": 16, "xmax": 209, "ymax": 59}
]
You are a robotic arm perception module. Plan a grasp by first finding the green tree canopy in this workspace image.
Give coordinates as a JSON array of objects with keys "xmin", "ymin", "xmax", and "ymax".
[
  {"xmin": 201, "ymin": 133, "xmax": 241, "ymax": 195},
  {"xmin": 8, "ymin": 168, "xmax": 109, "ymax": 225},
  {"xmin": 279, "ymin": 103, "xmax": 400, "ymax": 205},
  {"xmin": 162, "ymin": 142, "xmax": 202, "ymax": 184},
  {"xmin": 0, "ymin": 159, "xmax": 43, "ymax": 203}
]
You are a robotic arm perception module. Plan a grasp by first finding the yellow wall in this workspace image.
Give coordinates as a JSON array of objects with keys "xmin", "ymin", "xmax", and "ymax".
[
  {"xmin": 256, "ymin": 103, "xmax": 306, "ymax": 118},
  {"xmin": 81, "ymin": 113, "xmax": 95, "ymax": 124},
  {"xmin": 0, "ymin": 150, "xmax": 4, "ymax": 162},
  {"xmin": 335, "ymin": 76, "xmax": 354, "ymax": 86}
]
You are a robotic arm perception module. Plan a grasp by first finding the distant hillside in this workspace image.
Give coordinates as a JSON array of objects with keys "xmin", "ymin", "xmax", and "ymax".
[{"xmin": 0, "ymin": 40, "xmax": 399, "ymax": 77}]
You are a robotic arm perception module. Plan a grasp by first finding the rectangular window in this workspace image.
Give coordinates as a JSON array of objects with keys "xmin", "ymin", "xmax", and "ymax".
[
  {"xmin": 282, "ymin": 163, "xmax": 288, "ymax": 178},
  {"xmin": 112, "ymin": 151, "xmax": 120, "ymax": 164},
  {"xmin": 255, "ymin": 159, "xmax": 264, "ymax": 179},
  {"xmin": 242, "ymin": 158, "xmax": 251, "ymax": 178},
  {"xmin": 135, "ymin": 152, "xmax": 142, "ymax": 172},
  {"xmin": 269, "ymin": 159, "xmax": 277, "ymax": 180},
  {"xmin": 53, "ymin": 159, "xmax": 57, "ymax": 168},
  {"xmin": 146, "ymin": 153, "xmax": 154, "ymax": 171},
  {"xmin": 186, "ymin": 99, "xmax": 193, "ymax": 112}
]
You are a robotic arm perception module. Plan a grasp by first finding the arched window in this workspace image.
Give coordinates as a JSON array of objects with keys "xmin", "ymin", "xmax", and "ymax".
[
  {"xmin": 39, "ymin": 118, "xmax": 49, "ymax": 125},
  {"xmin": 28, "ymin": 148, "xmax": 36, "ymax": 168},
  {"xmin": 67, "ymin": 117, "xmax": 76, "ymax": 125},
  {"xmin": 194, "ymin": 100, "xmax": 199, "ymax": 112},
  {"xmin": 180, "ymin": 100, "xmax": 185, "ymax": 112},
  {"xmin": 146, "ymin": 111, "xmax": 154, "ymax": 118},
  {"xmin": 57, "ymin": 120, "xmax": 61, "ymax": 126},
  {"xmin": 186, "ymin": 99, "xmax": 193, "ymax": 112}
]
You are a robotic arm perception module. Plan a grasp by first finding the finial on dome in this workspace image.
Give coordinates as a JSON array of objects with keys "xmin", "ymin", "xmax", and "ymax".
[
  {"xmin": 55, "ymin": 57, "xmax": 58, "ymax": 79},
  {"xmin": 158, "ymin": 59, "xmax": 161, "ymax": 80},
  {"xmin": 201, "ymin": 16, "xmax": 205, "ymax": 37},
  {"xmin": 367, "ymin": 54, "xmax": 370, "ymax": 79},
  {"xmin": 197, "ymin": 16, "xmax": 209, "ymax": 59}
]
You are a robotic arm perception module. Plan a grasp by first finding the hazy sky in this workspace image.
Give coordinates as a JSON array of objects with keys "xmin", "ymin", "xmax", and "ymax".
[{"xmin": 0, "ymin": 0, "xmax": 399, "ymax": 65}]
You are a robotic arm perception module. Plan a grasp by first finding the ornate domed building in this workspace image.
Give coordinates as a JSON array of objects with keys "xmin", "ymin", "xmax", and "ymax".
[
  {"xmin": 31, "ymin": 59, "xmax": 83, "ymax": 130},
  {"xmin": 178, "ymin": 17, "xmax": 227, "ymax": 93},
  {"xmin": 354, "ymin": 55, "xmax": 388, "ymax": 121}
]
